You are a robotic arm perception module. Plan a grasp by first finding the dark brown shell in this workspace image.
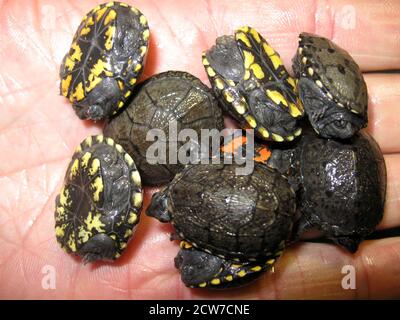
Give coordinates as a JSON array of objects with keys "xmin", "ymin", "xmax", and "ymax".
[
  {"xmin": 167, "ymin": 162, "xmax": 296, "ymax": 260},
  {"xmin": 104, "ymin": 71, "xmax": 224, "ymax": 185}
]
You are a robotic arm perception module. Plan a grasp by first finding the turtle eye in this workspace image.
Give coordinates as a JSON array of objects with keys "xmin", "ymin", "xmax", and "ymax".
[{"xmin": 333, "ymin": 119, "xmax": 348, "ymax": 129}]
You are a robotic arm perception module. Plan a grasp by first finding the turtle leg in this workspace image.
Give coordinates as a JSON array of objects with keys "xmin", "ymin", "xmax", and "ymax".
[
  {"xmin": 146, "ymin": 189, "xmax": 171, "ymax": 223},
  {"xmin": 175, "ymin": 241, "xmax": 279, "ymax": 289},
  {"xmin": 79, "ymin": 233, "xmax": 118, "ymax": 264},
  {"xmin": 332, "ymin": 235, "xmax": 362, "ymax": 253}
]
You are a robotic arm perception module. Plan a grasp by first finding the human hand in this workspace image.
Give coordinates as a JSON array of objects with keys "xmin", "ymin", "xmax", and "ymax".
[{"xmin": 1, "ymin": 0, "xmax": 399, "ymax": 299}]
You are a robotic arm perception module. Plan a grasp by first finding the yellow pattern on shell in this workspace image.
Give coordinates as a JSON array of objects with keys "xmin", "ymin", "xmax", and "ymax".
[
  {"xmin": 289, "ymin": 103, "xmax": 302, "ymax": 117},
  {"xmin": 250, "ymin": 63, "xmax": 264, "ymax": 79},
  {"xmin": 210, "ymin": 278, "xmax": 221, "ymax": 285},
  {"xmin": 91, "ymin": 176, "xmax": 104, "ymax": 202},
  {"xmin": 129, "ymin": 78, "xmax": 137, "ymax": 86},
  {"xmin": 69, "ymin": 158, "xmax": 79, "ymax": 179},
  {"xmin": 262, "ymin": 42, "xmax": 275, "ymax": 56},
  {"xmin": 128, "ymin": 211, "xmax": 138, "ymax": 224},
  {"xmin": 68, "ymin": 234, "xmax": 77, "ymax": 252},
  {"xmin": 131, "ymin": 170, "xmax": 141, "ymax": 185},
  {"xmin": 55, "ymin": 225, "xmax": 66, "ymax": 237},
  {"xmin": 132, "ymin": 192, "xmax": 142, "ymax": 208},
  {"xmin": 95, "ymin": 7, "xmax": 107, "ymax": 22},
  {"xmin": 84, "ymin": 211, "xmax": 105, "ymax": 232},
  {"xmin": 198, "ymin": 282, "xmax": 207, "ymax": 288},
  {"xmin": 142, "ymin": 29, "xmax": 150, "ymax": 40},
  {"xmin": 89, "ymin": 158, "xmax": 100, "ymax": 176},
  {"xmin": 223, "ymin": 90, "xmax": 234, "ymax": 103},
  {"xmin": 249, "ymin": 28, "xmax": 261, "ymax": 43},
  {"xmin": 236, "ymin": 32, "xmax": 251, "ymax": 48},
  {"xmin": 104, "ymin": 9, "xmax": 117, "ymax": 25},
  {"xmin": 139, "ymin": 15, "xmax": 147, "ymax": 25},
  {"xmin": 104, "ymin": 26, "xmax": 115, "ymax": 50},
  {"xmin": 225, "ymin": 275, "xmax": 233, "ymax": 281},
  {"xmin": 80, "ymin": 152, "xmax": 91, "ymax": 168},
  {"xmin": 243, "ymin": 50, "xmax": 254, "ymax": 69},
  {"xmin": 258, "ymin": 127, "xmax": 270, "ymax": 139},
  {"xmin": 61, "ymin": 74, "xmax": 72, "ymax": 97},
  {"xmin": 251, "ymin": 265, "xmax": 262, "ymax": 272},
  {"xmin": 124, "ymin": 229, "xmax": 133, "ymax": 238},
  {"xmin": 59, "ymin": 187, "xmax": 71, "ymax": 207},
  {"xmin": 245, "ymin": 115, "xmax": 257, "ymax": 128},
  {"xmin": 266, "ymin": 89, "xmax": 288, "ymax": 107},
  {"xmin": 78, "ymin": 225, "xmax": 92, "ymax": 243},
  {"xmin": 237, "ymin": 270, "xmax": 247, "ymax": 277},
  {"xmin": 70, "ymin": 82, "xmax": 85, "ymax": 102},
  {"xmin": 271, "ymin": 133, "xmax": 284, "ymax": 142}
]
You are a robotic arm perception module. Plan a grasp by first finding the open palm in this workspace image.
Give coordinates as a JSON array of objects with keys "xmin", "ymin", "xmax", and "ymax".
[{"xmin": 1, "ymin": 0, "xmax": 399, "ymax": 299}]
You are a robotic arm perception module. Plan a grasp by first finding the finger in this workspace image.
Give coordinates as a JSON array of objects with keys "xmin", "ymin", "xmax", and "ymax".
[
  {"xmin": 379, "ymin": 154, "xmax": 400, "ymax": 230},
  {"xmin": 366, "ymin": 73, "xmax": 400, "ymax": 153},
  {"xmin": 136, "ymin": 0, "xmax": 400, "ymax": 76},
  {"xmin": 190, "ymin": 237, "xmax": 400, "ymax": 299}
]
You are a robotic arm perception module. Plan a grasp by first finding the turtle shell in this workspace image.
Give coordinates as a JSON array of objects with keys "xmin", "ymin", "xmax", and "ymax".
[
  {"xmin": 54, "ymin": 135, "xmax": 143, "ymax": 263},
  {"xmin": 292, "ymin": 33, "xmax": 368, "ymax": 139},
  {"xmin": 203, "ymin": 26, "xmax": 304, "ymax": 142},
  {"xmin": 104, "ymin": 71, "xmax": 224, "ymax": 186},
  {"xmin": 268, "ymin": 127, "xmax": 386, "ymax": 252},
  {"xmin": 60, "ymin": 1, "xmax": 149, "ymax": 120},
  {"xmin": 166, "ymin": 162, "xmax": 296, "ymax": 260}
]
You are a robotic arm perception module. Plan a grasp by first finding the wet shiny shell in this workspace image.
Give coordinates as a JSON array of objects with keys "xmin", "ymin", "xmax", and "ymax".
[
  {"xmin": 60, "ymin": 2, "xmax": 149, "ymax": 120},
  {"xmin": 167, "ymin": 162, "xmax": 296, "ymax": 260},
  {"xmin": 203, "ymin": 26, "xmax": 304, "ymax": 142},
  {"xmin": 54, "ymin": 135, "xmax": 143, "ymax": 261},
  {"xmin": 104, "ymin": 71, "xmax": 224, "ymax": 186},
  {"xmin": 269, "ymin": 127, "xmax": 386, "ymax": 252}
]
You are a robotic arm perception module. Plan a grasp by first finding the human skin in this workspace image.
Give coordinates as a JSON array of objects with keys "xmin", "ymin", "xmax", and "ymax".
[{"xmin": 0, "ymin": 0, "xmax": 399, "ymax": 299}]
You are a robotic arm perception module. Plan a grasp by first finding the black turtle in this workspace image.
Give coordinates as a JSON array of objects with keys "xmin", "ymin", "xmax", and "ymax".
[
  {"xmin": 146, "ymin": 162, "xmax": 296, "ymax": 288},
  {"xmin": 203, "ymin": 26, "xmax": 304, "ymax": 142},
  {"xmin": 54, "ymin": 135, "xmax": 143, "ymax": 263},
  {"xmin": 292, "ymin": 33, "xmax": 368, "ymax": 139},
  {"xmin": 268, "ymin": 127, "xmax": 386, "ymax": 252},
  {"xmin": 60, "ymin": 2, "xmax": 149, "ymax": 120},
  {"xmin": 104, "ymin": 71, "xmax": 224, "ymax": 185}
]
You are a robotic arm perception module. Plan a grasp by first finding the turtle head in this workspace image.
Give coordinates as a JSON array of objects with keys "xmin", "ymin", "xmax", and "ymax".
[
  {"xmin": 79, "ymin": 233, "xmax": 118, "ymax": 264},
  {"xmin": 298, "ymin": 77, "xmax": 366, "ymax": 139},
  {"xmin": 174, "ymin": 247, "xmax": 223, "ymax": 288},
  {"xmin": 72, "ymin": 78, "xmax": 122, "ymax": 121},
  {"xmin": 146, "ymin": 189, "xmax": 171, "ymax": 223}
]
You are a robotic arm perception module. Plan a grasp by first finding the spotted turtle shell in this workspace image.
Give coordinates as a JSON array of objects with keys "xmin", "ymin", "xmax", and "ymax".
[
  {"xmin": 60, "ymin": 2, "xmax": 149, "ymax": 120},
  {"xmin": 268, "ymin": 127, "xmax": 386, "ymax": 252},
  {"xmin": 293, "ymin": 33, "xmax": 368, "ymax": 115},
  {"xmin": 166, "ymin": 162, "xmax": 296, "ymax": 260},
  {"xmin": 104, "ymin": 71, "xmax": 224, "ymax": 186},
  {"xmin": 203, "ymin": 26, "xmax": 304, "ymax": 142},
  {"xmin": 54, "ymin": 135, "xmax": 143, "ymax": 260}
]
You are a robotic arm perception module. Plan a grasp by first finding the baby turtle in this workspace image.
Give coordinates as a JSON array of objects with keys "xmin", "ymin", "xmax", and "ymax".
[
  {"xmin": 203, "ymin": 26, "xmax": 304, "ymax": 142},
  {"xmin": 104, "ymin": 71, "xmax": 224, "ymax": 186},
  {"xmin": 175, "ymin": 241, "xmax": 282, "ymax": 289},
  {"xmin": 147, "ymin": 162, "xmax": 296, "ymax": 288},
  {"xmin": 292, "ymin": 33, "xmax": 368, "ymax": 139},
  {"xmin": 54, "ymin": 135, "xmax": 143, "ymax": 263},
  {"xmin": 268, "ymin": 127, "xmax": 386, "ymax": 252},
  {"xmin": 60, "ymin": 2, "xmax": 149, "ymax": 120}
]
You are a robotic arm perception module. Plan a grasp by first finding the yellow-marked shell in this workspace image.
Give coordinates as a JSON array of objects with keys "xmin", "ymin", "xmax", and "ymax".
[
  {"xmin": 59, "ymin": 1, "xmax": 149, "ymax": 120},
  {"xmin": 203, "ymin": 26, "xmax": 304, "ymax": 142},
  {"xmin": 54, "ymin": 134, "xmax": 143, "ymax": 263}
]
